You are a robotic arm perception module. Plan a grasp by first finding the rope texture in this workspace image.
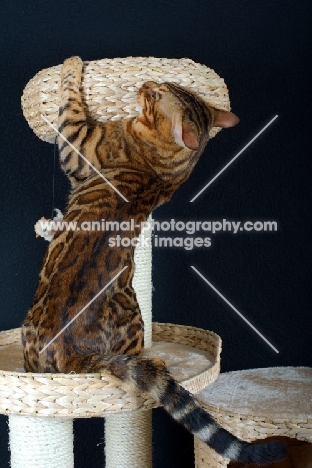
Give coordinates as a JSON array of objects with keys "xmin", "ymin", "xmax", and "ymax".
[
  {"xmin": 8, "ymin": 415, "xmax": 73, "ymax": 468},
  {"xmin": 133, "ymin": 214, "xmax": 153, "ymax": 347},
  {"xmin": 105, "ymin": 411, "xmax": 152, "ymax": 468}
]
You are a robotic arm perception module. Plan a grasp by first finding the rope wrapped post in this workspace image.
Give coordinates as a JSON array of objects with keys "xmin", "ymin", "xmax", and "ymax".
[
  {"xmin": 105, "ymin": 215, "xmax": 153, "ymax": 468},
  {"xmin": 8, "ymin": 416, "xmax": 74, "ymax": 468}
]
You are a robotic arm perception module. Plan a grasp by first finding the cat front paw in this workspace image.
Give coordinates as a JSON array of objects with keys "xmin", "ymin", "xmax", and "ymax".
[{"xmin": 61, "ymin": 56, "xmax": 83, "ymax": 79}]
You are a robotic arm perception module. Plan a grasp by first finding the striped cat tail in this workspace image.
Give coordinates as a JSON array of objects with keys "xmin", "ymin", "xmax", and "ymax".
[
  {"xmin": 154, "ymin": 367, "xmax": 288, "ymax": 465},
  {"xmin": 91, "ymin": 355, "xmax": 287, "ymax": 465}
]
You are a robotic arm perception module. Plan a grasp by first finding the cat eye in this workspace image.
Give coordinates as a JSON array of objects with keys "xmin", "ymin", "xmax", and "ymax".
[{"xmin": 151, "ymin": 91, "xmax": 158, "ymax": 100}]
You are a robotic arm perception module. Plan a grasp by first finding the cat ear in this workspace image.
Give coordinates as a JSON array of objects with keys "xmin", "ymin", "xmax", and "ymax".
[
  {"xmin": 171, "ymin": 112, "xmax": 200, "ymax": 150},
  {"xmin": 182, "ymin": 125, "xmax": 200, "ymax": 150},
  {"xmin": 211, "ymin": 108, "xmax": 240, "ymax": 128}
]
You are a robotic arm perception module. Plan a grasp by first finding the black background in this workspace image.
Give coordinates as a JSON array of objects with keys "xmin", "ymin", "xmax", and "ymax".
[{"xmin": 0, "ymin": 1, "xmax": 311, "ymax": 467}]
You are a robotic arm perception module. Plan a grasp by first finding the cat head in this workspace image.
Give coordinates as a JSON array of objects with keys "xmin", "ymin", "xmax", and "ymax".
[{"xmin": 136, "ymin": 81, "xmax": 239, "ymax": 151}]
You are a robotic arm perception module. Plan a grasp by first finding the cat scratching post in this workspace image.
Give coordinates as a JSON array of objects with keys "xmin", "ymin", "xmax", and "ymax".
[
  {"xmin": 105, "ymin": 217, "xmax": 153, "ymax": 468},
  {"xmin": 0, "ymin": 56, "xmax": 229, "ymax": 467},
  {"xmin": 1, "ymin": 324, "xmax": 221, "ymax": 468}
]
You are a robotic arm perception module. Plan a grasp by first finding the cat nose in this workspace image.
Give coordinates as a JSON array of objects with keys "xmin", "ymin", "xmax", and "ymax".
[
  {"xmin": 140, "ymin": 81, "xmax": 158, "ymax": 95},
  {"xmin": 142, "ymin": 81, "xmax": 158, "ymax": 89},
  {"xmin": 140, "ymin": 82, "xmax": 162, "ymax": 101}
]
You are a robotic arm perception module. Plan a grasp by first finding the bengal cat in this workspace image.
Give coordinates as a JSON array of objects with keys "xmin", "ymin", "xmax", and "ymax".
[{"xmin": 22, "ymin": 56, "xmax": 287, "ymax": 465}]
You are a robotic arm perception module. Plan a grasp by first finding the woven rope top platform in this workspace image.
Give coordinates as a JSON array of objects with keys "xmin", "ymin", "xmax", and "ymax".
[
  {"xmin": 21, "ymin": 56, "xmax": 231, "ymax": 143},
  {"xmin": 0, "ymin": 322, "xmax": 221, "ymax": 418}
]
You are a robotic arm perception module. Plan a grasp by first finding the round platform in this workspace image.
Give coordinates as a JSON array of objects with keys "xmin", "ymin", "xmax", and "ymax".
[
  {"xmin": 194, "ymin": 367, "xmax": 312, "ymax": 468},
  {"xmin": 21, "ymin": 56, "xmax": 231, "ymax": 143},
  {"xmin": 0, "ymin": 322, "xmax": 221, "ymax": 418},
  {"xmin": 196, "ymin": 367, "xmax": 312, "ymax": 428}
]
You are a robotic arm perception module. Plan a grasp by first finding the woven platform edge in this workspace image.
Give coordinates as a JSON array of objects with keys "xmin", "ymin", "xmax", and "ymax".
[
  {"xmin": 152, "ymin": 322, "xmax": 221, "ymax": 394},
  {"xmin": 21, "ymin": 56, "xmax": 230, "ymax": 143},
  {"xmin": 0, "ymin": 322, "xmax": 221, "ymax": 418},
  {"xmin": 198, "ymin": 403, "xmax": 312, "ymax": 444}
]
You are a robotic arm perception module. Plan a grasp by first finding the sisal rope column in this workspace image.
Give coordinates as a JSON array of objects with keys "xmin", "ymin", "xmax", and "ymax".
[
  {"xmin": 8, "ymin": 415, "xmax": 74, "ymax": 468},
  {"xmin": 105, "ymin": 215, "xmax": 153, "ymax": 468},
  {"xmin": 132, "ymin": 215, "xmax": 153, "ymax": 349}
]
